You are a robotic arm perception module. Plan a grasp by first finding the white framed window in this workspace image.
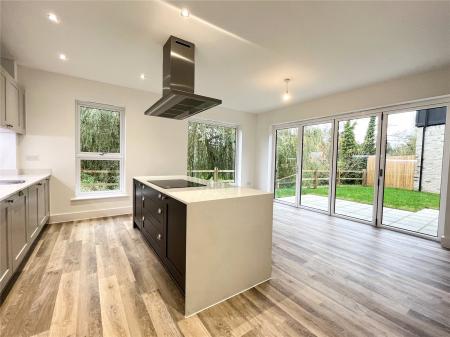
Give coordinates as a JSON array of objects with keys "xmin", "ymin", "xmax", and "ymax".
[
  {"xmin": 75, "ymin": 101, "xmax": 125, "ymax": 197},
  {"xmin": 187, "ymin": 119, "xmax": 240, "ymax": 183}
]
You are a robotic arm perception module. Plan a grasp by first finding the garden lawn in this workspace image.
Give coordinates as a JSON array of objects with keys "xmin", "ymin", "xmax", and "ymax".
[{"xmin": 275, "ymin": 185, "xmax": 440, "ymax": 212}]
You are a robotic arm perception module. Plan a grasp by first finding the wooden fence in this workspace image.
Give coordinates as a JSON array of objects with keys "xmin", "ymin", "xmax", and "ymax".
[
  {"xmin": 275, "ymin": 155, "xmax": 417, "ymax": 190},
  {"xmin": 367, "ymin": 155, "xmax": 416, "ymax": 190}
]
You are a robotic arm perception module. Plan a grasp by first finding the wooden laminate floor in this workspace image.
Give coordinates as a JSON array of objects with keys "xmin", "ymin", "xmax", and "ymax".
[{"xmin": 1, "ymin": 203, "xmax": 449, "ymax": 337}]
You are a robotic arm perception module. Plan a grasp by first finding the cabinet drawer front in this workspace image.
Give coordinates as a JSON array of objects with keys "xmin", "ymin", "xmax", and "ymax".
[
  {"xmin": 143, "ymin": 217, "xmax": 165, "ymax": 256},
  {"xmin": 144, "ymin": 210, "xmax": 164, "ymax": 233},
  {"xmin": 143, "ymin": 185, "xmax": 167, "ymax": 204},
  {"xmin": 144, "ymin": 199, "xmax": 166, "ymax": 225}
]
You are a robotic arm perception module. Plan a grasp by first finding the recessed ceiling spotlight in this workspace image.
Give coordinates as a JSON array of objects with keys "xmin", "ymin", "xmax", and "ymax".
[
  {"xmin": 180, "ymin": 8, "xmax": 190, "ymax": 17},
  {"xmin": 59, "ymin": 53, "xmax": 67, "ymax": 61},
  {"xmin": 282, "ymin": 78, "xmax": 291, "ymax": 102},
  {"xmin": 140, "ymin": 73, "xmax": 146, "ymax": 80},
  {"xmin": 47, "ymin": 12, "xmax": 60, "ymax": 23}
]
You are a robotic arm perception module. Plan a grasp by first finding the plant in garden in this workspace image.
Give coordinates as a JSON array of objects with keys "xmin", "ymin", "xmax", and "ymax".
[
  {"xmin": 338, "ymin": 120, "xmax": 362, "ymax": 184},
  {"xmin": 302, "ymin": 125, "xmax": 332, "ymax": 188},
  {"xmin": 273, "ymin": 129, "xmax": 298, "ymax": 191},
  {"xmin": 187, "ymin": 122, "xmax": 236, "ymax": 181},
  {"xmin": 361, "ymin": 116, "xmax": 376, "ymax": 156}
]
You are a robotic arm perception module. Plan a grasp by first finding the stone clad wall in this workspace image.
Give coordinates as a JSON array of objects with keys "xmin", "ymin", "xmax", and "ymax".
[{"xmin": 414, "ymin": 125, "xmax": 445, "ymax": 193}]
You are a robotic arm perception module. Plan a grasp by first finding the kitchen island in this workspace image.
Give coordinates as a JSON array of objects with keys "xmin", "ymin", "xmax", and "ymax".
[{"xmin": 133, "ymin": 176, "xmax": 273, "ymax": 316}]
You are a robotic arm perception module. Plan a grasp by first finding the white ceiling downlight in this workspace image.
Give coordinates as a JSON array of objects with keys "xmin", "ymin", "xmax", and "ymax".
[
  {"xmin": 47, "ymin": 12, "xmax": 59, "ymax": 23},
  {"xmin": 59, "ymin": 53, "xmax": 67, "ymax": 61},
  {"xmin": 180, "ymin": 8, "xmax": 190, "ymax": 17},
  {"xmin": 140, "ymin": 73, "xmax": 146, "ymax": 80}
]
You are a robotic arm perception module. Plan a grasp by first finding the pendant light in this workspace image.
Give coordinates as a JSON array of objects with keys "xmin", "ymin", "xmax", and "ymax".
[{"xmin": 282, "ymin": 78, "xmax": 291, "ymax": 101}]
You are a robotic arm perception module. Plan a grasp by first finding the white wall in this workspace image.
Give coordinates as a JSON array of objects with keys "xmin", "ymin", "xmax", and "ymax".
[
  {"xmin": 255, "ymin": 65, "xmax": 450, "ymax": 191},
  {"xmin": 17, "ymin": 66, "xmax": 256, "ymax": 221}
]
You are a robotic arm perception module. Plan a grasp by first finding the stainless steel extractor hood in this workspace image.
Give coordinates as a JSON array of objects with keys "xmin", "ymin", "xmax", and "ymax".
[{"xmin": 145, "ymin": 36, "xmax": 222, "ymax": 119}]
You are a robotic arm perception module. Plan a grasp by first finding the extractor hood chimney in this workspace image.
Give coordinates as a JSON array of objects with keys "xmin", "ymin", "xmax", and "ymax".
[{"xmin": 144, "ymin": 36, "xmax": 222, "ymax": 119}]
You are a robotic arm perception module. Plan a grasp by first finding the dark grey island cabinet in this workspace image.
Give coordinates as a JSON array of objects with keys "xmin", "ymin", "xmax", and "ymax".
[{"xmin": 133, "ymin": 179, "xmax": 186, "ymax": 291}]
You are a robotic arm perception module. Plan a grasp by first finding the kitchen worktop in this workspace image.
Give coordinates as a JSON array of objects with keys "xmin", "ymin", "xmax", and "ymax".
[
  {"xmin": 134, "ymin": 175, "xmax": 271, "ymax": 204},
  {"xmin": 0, "ymin": 171, "xmax": 51, "ymax": 202}
]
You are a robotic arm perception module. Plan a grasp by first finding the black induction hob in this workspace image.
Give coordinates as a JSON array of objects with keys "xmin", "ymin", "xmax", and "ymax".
[{"xmin": 148, "ymin": 179, "xmax": 207, "ymax": 189}]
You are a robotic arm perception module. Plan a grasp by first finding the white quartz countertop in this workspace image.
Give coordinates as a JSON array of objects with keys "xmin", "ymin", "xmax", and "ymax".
[
  {"xmin": 134, "ymin": 175, "xmax": 272, "ymax": 204},
  {"xmin": 0, "ymin": 173, "xmax": 51, "ymax": 202}
]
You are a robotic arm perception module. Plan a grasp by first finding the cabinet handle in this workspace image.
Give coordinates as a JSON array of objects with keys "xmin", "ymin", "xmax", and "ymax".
[
  {"xmin": 157, "ymin": 208, "xmax": 162, "ymax": 214},
  {"xmin": 142, "ymin": 216, "xmax": 145, "ymax": 221},
  {"xmin": 157, "ymin": 234, "xmax": 162, "ymax": 240},
  {"xmin": 142, "ymin": 196, "xmax": 145, "ymax": 201},
  {"xmin": 158, "ymin": 193, "xmax": 162, "ymax": 199},
  {"xmin": 6, "ymin": 199, "xmax": 13, "ymax": 203},
  {"xmin": 37, "ymin": 183, "xmax": 43, "ymax": 186},
  {"xmin": 6, "ymin": 124, "xmax": 13, "ymax": 128}
]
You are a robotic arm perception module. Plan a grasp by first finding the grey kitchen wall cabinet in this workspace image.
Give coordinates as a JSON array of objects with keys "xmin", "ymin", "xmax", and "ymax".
[
  {"xmin": 0, "ymin": 66, "xmax": 25, "ymax": 134},
  {"xmin": 0, "ymin": 72, "xmax": 5, "ymax": 127}
]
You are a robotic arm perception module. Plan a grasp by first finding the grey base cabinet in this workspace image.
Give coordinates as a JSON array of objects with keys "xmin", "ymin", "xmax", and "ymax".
[
  {"xmin": 27, "ymin": 184, "xmax": 39, "ymax": 241},
  {"xmin": 9, "ymin": 191, "xmax": 28, "ymax": 271},
  {"xmin": 133, "ymin": 179, "xmax": 186, "ymax": 292},
  {"xmin": 0, "ymin": 202, "xmax": 12, "ymax": 292},
  {"xmin": 0, "ymin": 178, "xmax": 50, "ymax": 297}
]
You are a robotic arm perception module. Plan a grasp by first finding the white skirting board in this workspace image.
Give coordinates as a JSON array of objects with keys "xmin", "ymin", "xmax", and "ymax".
[{"xmin": 49, "ymin": 206, "xmax": 132, "ymax": 224}]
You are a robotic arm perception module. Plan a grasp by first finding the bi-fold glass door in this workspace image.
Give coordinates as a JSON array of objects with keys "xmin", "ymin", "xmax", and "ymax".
[
  {"xmin": 273, "ymin": 121, "xmax": 334, "ymax": 212},
  {"xmin": 300, "ymin": 122, "xmax": 333, "ymax": 212},
  {"xmin": 273, "ymin": 102, "xmax": 448, "ymax": 240},
  {"xmin": 377, "ymin": 106, "xmax": 447, "ymax": 237},
  {"xmin": 333, "ymin": 114, "xmax": 380, "ymax": 223}
]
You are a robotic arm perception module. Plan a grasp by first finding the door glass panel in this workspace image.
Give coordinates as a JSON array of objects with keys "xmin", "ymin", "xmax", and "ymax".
[
  {"xmin": 382, "ymin": 107, "xmax": 446, "ymax": 237},
  {"xmin": 274, "ymin": 128, "xmax": 298, "ymax": 204},
  {"xmin": 300, "ymin": 123, "xmax": 333, "ymax": 211},
  {"xmin": 335, "ymin": 116, "xmax": 378, "ymax": 221}
]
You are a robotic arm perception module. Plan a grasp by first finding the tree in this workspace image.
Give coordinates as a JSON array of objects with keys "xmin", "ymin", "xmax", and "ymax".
[
  {"xmin": 361, "ymin": 116, "xmax": 376, "ymax": 156},
  {"xmin": 275, "ymin": 129, "xmax": 298, "ymax": 184},
  {"xmin": 187, "ymin": 122, "xmax": 237, "ymax": 181},
  {"xmin": 301, "ymin": 126, "xmax": 332, "ymax": 188},
  {"xmin": 338, "ymin": 121, "xmax": 360, "ymax": 184},
  {"xmin": 339, "ymin": 121, "xmax": 358, "ymax": 169}
]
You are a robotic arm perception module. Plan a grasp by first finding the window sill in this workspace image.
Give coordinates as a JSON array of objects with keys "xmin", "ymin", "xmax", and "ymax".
[{"xmin": 71, "ymin": 193, "xmax": 129, "ymax": 201}]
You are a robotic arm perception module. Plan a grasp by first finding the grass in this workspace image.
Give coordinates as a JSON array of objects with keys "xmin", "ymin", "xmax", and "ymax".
[{"xmin": 275, "ymin": 185, "xmax": 440, "ymax": 212}]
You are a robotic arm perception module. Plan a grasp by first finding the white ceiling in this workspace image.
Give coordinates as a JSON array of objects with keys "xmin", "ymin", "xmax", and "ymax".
[{"xmin": 1, "ymin": 1, "xmax": 449, "ymax": 113}]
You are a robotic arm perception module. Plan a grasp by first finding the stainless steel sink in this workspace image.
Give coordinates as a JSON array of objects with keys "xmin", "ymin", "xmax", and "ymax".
[{"xmin": 0, "ymin": 180, "xmax": 26, "ymax": 185}]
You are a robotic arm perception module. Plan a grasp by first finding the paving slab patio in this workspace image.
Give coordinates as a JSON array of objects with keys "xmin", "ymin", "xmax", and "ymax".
[{"xmin": 277, "ymin": 194, "xmax": 438, "ymax": 237}]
